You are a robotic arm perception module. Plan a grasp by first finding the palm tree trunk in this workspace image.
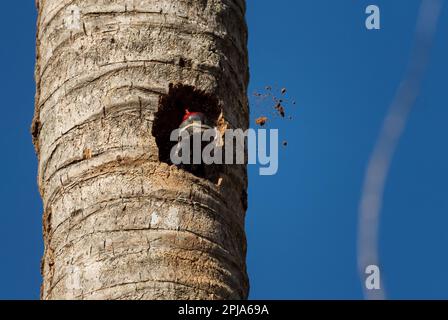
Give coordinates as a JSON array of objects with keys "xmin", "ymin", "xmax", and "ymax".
[{"xmin": 33, "ymin": 0, "xmax": 249, "ymax": 300}]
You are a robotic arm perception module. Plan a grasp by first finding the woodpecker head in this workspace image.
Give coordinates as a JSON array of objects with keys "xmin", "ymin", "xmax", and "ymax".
[{"xmin": 179, "ymin": 108, "xmax": 212, "ymax": 130}]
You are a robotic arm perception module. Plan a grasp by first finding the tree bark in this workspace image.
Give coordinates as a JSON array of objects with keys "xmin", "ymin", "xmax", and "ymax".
[{"xmin": 33, "ymin": 0, "xmax": 249, "ymax": 300}]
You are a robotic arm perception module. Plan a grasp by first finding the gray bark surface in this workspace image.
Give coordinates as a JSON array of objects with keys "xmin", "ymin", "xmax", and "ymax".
[{"xmin": 33, "ymin": 0, "xmax": 249, "ymax": 300}]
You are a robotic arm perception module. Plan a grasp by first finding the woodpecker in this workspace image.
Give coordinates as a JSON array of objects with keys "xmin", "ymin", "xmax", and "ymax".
[
  {"xmin": 178, "ymin": 109, "xmax": 213, "ymax": 134},
  {"xmin": 175, "ymin": 108, "xmax": 217, "ymax": 174}
]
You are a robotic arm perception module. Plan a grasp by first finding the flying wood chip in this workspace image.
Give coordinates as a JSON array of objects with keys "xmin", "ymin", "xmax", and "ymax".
[
  {"xmin": 255, "ymin": 116, "xmax": 268, "ymax": 126},
  {"xmin": 275, "ymin": 103, "xmax": 285, "ymax": 117}
]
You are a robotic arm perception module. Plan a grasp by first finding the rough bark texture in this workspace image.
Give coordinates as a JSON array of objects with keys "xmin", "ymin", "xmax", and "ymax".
[{"xmin": 33, "ymin": 0, "xmax": 249, "ymax": 300}]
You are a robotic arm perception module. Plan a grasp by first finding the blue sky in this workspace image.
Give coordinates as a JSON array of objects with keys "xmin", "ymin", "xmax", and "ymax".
[{"xmin": 1, "ymin": 0, "xmax": 448, "ymax": 299}]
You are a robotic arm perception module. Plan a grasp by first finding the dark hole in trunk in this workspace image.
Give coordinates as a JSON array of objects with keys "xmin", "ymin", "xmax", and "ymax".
[{"xmin": 152, "ymin": 83, "xmax": 222, "ymax": 182}]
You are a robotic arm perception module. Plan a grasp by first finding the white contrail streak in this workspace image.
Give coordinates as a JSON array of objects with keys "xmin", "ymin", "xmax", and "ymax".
[{"xmin": 357, "ymin": 0, "xmax": 444, "ymax": 300}]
